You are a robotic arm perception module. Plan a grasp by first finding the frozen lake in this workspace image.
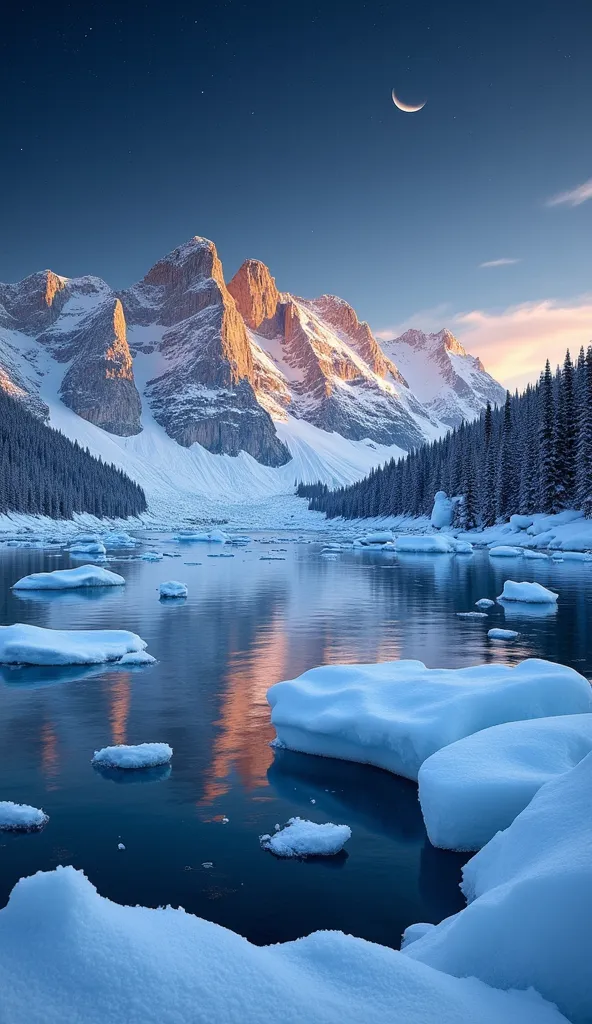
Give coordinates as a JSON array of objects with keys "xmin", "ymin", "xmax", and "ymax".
[{"xmin": 1, "ymin": 535, "xmax": 591, "ymax": 947}]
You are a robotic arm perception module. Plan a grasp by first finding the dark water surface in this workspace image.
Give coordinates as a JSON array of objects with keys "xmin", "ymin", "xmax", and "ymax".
[{"xmin": 1, "ymin": 536, "xmax": 591, "ymax": 948}]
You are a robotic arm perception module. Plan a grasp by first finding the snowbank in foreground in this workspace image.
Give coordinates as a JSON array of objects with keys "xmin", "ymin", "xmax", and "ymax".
[
  {"xmin": 499, "ymin": 581, "xmax": 558, "ymax": 604},
  {"xmin": 0, "ymin": 867, "xmax": 568, "ymax": 1024},
  {"xmin": 12, "ymin": 565, "xmax": 125, "ymax": 591},
  {"xmin": 406, "ymin": 750, "xmax": 592, "ymax": 1024},
  {"xmin": 0, "ymin": 624, "xmax": 148, "ymax": 665},
  {"xmin": 159, "ymin": 581, "xmax": 188, "ymax": 599},
  {"xmin": 418, "ymin": 714, "xmax": 592, "ymax": 851},
  {"xmin": 0, "ymin": 801, "xmax": 48, "ymax": 831},
  {"xmin": 260, "ymin": 818, "xmax": 351, "ymax": 857},
  {"xmin": 92, "ymin": 743, "xmax": 173, "ymax": 769},
  {"xmin": 267, "ymin": 659, "xmax": 592, "ymax": 782}
]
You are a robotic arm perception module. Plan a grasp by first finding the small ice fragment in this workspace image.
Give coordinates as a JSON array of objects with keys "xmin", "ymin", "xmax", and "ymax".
[{"xmin": 118, "ymin": 843, "xmax": 126, "ymax": 851}]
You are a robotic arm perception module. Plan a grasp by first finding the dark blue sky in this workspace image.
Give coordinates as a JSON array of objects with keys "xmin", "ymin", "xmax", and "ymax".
[{"xmin": 2, "ymin": 0, "xmax": 591, "ymax": 374}]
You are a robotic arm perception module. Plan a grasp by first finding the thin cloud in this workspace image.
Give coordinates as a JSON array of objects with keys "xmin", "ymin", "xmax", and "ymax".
[
  {"xmin": 479, "ymin": 257, "xmax": 521, "ymax": 268},
  {"xmin": 546, "ymin": 178, "xmax": 592, "ymax": 207}
]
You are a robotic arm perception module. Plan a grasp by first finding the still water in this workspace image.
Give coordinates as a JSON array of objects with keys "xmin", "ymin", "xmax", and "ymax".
[{"xmin": 1, "ymin": 536, "xmax": 591, "ymax": 947}]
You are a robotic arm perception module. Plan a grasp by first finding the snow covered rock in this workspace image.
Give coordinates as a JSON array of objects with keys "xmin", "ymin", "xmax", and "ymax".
[
  {"xmin": 488, "ymin": 546, "xmax": 522, "ymax": 558},
  {"xmin": 449, "ymin": 537, "xmax": 473, "ymax": 554},
  {"xmin": 476, "ymin": 598, "xmax": 495, "ymax": 609},
  {"xmin": 268, "ymin": 658, "xmax": 592, "ymax": 782},
  {"xmin": 488, "ymin": 628, "xmax": 519, "ymax": 640},
  {"xmin": 0, "ymin": 624, "xmax": 148, "ymax": 666},
  {"xmin": 92, "ymin": 743, "xmax": 173, "ymax": 769},
  {"xmin": 510, "ymin": 515, "xmax": 534, "ymax": 531},
  {"xmin": 260, "ymin": 817, "xmax": 351, "ymax": 857},
  {"xmin": 418, "ymin": 713, "xmax": 592, "ymax": 851},
  {"xmin": 430, "ymin": 491, "xmax": 453, "ymax": 529},
  {"xmin": 395, "ymin": 535, "xmax": 456, "ymax": 555},
  {"xmin": 159, "ymin": 581, "xmax": 188, "ymax": 599},
  {"xmin": 457, "ymin": 612, "xmax": 487, "ymax": 619},
  {"xmin": 0, "ymin": 801, "xmax": 48, "ymax": 831},
  {"xmin": 0, "ymin": 866, "xmax": 568, "ymax": 1024},
  {"xmin": 406, "ymin": 750, "xmax": 592, "ymax": 1024},
  {"xmin": 12, "ymin": 565, "xmax": 125, "ymax": 591},
  {"xmin": 499, "ymin": 581, "xmax": 558, "ymax": 604}
]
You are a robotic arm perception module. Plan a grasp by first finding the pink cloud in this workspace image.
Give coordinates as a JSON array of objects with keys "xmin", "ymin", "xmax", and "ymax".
[{"xmin": 546, "ymin": 178, "xmax": 592, "ymax": 207}]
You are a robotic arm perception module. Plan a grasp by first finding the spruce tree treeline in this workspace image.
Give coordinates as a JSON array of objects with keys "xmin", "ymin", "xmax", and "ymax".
[
  {"xmin": 0, "ymin": 389, "xmax": 147, "ymax": 518},
  {"xmin": 298, "ymin": 347, "xmax": 592, "ymax": 524}
]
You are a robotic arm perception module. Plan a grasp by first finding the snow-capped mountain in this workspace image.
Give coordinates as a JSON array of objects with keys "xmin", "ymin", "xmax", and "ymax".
[
  {"xmin": 0, "ymin": 237, "xmax": 503, "ymax": 513},
  {"xmin": 382, "ymin": 329, "xmax": 505, "ymax": 428}
]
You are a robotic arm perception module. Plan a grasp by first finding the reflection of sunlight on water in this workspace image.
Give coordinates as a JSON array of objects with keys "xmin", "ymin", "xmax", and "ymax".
[
  {"xmin": 107, "ymin": 673, "xmax": 131, "ymax": 746},
  {"xmin": 200, "ymin": 614, "xmax": 287, "ymax": 807},
  {"xmin": 41, "ymin": 721, "xmax": 60, "ymax": 790}
]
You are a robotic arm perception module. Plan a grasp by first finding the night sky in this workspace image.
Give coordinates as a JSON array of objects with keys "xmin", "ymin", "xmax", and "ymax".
[{"xmin": 2, "ymin": 0, "xmax": 591, "ymax": 386}]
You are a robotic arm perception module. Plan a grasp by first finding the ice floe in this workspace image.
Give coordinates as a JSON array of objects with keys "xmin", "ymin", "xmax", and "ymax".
[
  {"xmin": 91, "ymin": 743, "xmax": 173, "ymax": 769},
  {"xmin": 12, "ymin": 565, "xmax": 125, "ymax": 591},
  {"xmin": 142, "ymin": 551, "xmax": 164, "ymax": 561},
  {"xmin": 117, "ymin": 651, "xmax": 157, "ymax": 666},
  {"xmin": 418, "ymin": 714, "xmax": 592, "ymax": 852},
  {"xmin": 475, "ymin": 598, "xmax": 495, "ymax": 608},
  {"xmin": 395, "ymin": 535, "xmax": 456, "ymax": 554},
  {"xmin": 488, "ymin": 628, "xmax": 519, "ymax": 640},
  {"xmin": 488, "ymin": 546, "xmax": 522, "ymax": 558},
  {"xmin": 159, "ymin": 581, "xmax": 188, "ymax": 599},
  {"xmin": 0, "ymin": 624, "xmax": 148, "ymax": 666},
  {"xmin": 499, "ymin": 581, "xmax": 558, "ymax": 604},
  {"xmin": 268, "ymin": 659, "xmax": 592, "ymax": 782},
  {"xmin": 260, "ymin": 817, "xmax": 351, "ymax": 858},
  {"xmin": 0, "ymin": 801, "xmax": 49, "ymax": 831}
]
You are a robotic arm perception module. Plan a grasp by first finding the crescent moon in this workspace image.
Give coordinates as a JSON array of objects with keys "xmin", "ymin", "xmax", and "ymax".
[{"xmin": 391, "ymin": 89, "xmax": 426, "ymax": 113}]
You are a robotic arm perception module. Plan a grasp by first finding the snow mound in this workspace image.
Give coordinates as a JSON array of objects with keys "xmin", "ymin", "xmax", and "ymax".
[
  {"xmin": 488, "ymin": 628, "xmax": 519, "ymax": 640},
  {"xmin": 268, "ymin": 658, "xmax": 592, "ymax": 782},
  {"xmin": 0, "ymin": 624, "xmax": 147, "ymax": 666},
  {"xmin": 499, "ymin": 581, "xmax": 558, "ymax": 604},
  {"xmin": 117, "ymin": 651, "xmax": 157, "ymax": 666},
  {"xmin": 260, "ymin": 817, "xmax": 351, "ymax": 857},
  {"xmin": 92, "ymin": 743, "xmax": 173, "ymax": 769},
  {"xmin": 476, "ymin": 598, "xmax": 495, "ymax": 608},
  {"xmin": 418, "ymin": 713, "xmax": 592, "ymax": 851},
  {"xmin": 450, "ymin": 538, "xmax": 473, "ymax": 554},
  {"xmin": 12, "ymin": 565, "xmax": 125, "ymax": 591},
  {"xmin": 510, "ymin": 515, "xmax": 534, "ymax": 531},
  {"xmin": 401, "ymin": 923, "xmax": 436, "ymax": 949},
  {"xmin": 407, "ymin": 750, "xmax": 592, "ymax": 1024},
  {"xmin": 488, "ymin": 546, "xmax": 522, "ymax": 558},
  {"xmin": 0, "ymin": 801, "xmax": 48, "ymax": 831},
  {"xmin": 431, "ymin": 491, "xmax": 453, "ymax": 529},
  {"xmin": 159, "ymin": 581, "xmax": 188, "ymax": 599},
  {"xmin": 0, "ymin": 866, "xmax": 568, "ymax": 1024},
  {"xmin": 142, "ymin": 551, "xmax": 163, "ymax": 561},
  {"xmin": 395, "ymin": 535, "xmax": 455, "ymax": 554}
]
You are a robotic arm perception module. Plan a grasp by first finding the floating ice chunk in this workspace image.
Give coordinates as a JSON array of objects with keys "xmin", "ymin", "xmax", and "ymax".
[
  {"xmin": 488, "ymin": 628, "xmax": 519, "ymax": 640},
  {"xmin": 418, "ymin": 714, "xmax": 592, "ymax": 852},
  {"xmin": 0, "ymin": 624, "xmax": 148, "ymax": 666},
  {"xmin": 552, "ymin": 550, "xmax": 591, "ymax": 562},
  {"xmin": 449, "ymin": 538, "xmax": 473, "ymax": 554},
  {"xmin": 260, "ymin": 817, "xmax": 351, "ymax": 857},
  {"xmin": 522, "ymin": 549, "xmax": 549, "ymax": 560},
  {"xmin": 0, "ymin": 801, "xmax": 48, "ymax": 831},
  {"xmin": 475, "ymin": 599, "xmax": 495, "ymax": 609},
  {"xmin": 69, "ymin": 537, "xmax": 107, "ymax": 556},
  {"xmin": 488, "ymin": 546, "xmax": 523, "ymax": 558},
  {"xmin": 499, "ymin": 581, "xmax": 558, "ymax": 604},
  {"xmin": 407, "ymin": 750, "xmax": 592, "ymax": 1024},
  {"xmin": 142, "ymin": 552, "xmax": 163, "ymax": 562},
  {"xmin": 268, "ymin": 658, "xmax": 592, "ymax": 782},
  {"xmin": 457, "ymin": 612, "xmax": 488, "ymax": 619},
  {"xmin": 117, "ymin": 651, "xmax": 157, "ymax": 666},
  {"xmin": 431, "ymin": 491, "xmax": 453, "ymax": 529},
  {"xmin": 173, "ymin": 530, "xmax": 228, "ymax": 543},
  {"xmin": 395, "ymin": 535, "xmax": 456, "ymax": 554},
  {"xmin": 159, "ymin": 581, "xmax": 188, "ymax": 599},
  {"xmin": 103, "ymin": 532, "xmax": 139, "ymax": 549},
  {"xmin": 12, "ymin": 565, "xmax": 125, "ymax": 591},
  {"xmin": 118, "ymin": 843, "xmax": 126, "ymax": 851},
  {"xmin": 0, "ymin": 866, "xmax": 567, "ymax": 1024},
  {"xmin": 362, "ymin": 531, "xmax": 395, "ymax": 545},
  {"xmin": 92, "ymin": 743, "xmax": 173, "ymax": 769}
]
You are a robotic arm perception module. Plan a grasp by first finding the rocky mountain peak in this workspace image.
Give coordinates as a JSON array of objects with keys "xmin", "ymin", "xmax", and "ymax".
[
  {"xmin": 227, "ymin": 259, "xmax": 281, "ymax": 330},
  {"xmin": 437, "ymin": 328, "xmax": 467, "ymax": 357},
  {"xmin": 0, "ymin": 270, "xmax": 68, "ymax": 332}
]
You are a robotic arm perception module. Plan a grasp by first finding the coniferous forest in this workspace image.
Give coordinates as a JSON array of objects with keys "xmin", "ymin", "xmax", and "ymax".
[
  {"xmin": 0, "ymin": 389, "xmax": 146, "ymax": 519},
  {"xmin": 298, "ymin": 347, "xmax": 592, "ymax": 525}
]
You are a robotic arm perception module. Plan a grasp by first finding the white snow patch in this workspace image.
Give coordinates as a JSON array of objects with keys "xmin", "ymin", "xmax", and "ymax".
[
  {"xmin": 0, "ymin": 801, "xmax": 48, "ymax": 831},
  {"xmin": 92, "ymin": 743, "xmax": 173, "ymax": 769},
  {"xmin": 158, "ymin": 581, "xmax": 188, "ymax": 599},
  {"xmin": 260, "ymin": 817, "xmax": 351, "ymax": 858}
]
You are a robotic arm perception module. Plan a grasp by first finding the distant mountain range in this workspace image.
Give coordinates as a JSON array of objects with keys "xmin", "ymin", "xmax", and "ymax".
[{"xmin": 0, "ymin": 237, "xmax": 505, "ymax": 511}]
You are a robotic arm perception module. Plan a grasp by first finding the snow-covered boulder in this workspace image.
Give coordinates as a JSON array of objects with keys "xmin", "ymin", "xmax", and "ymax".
[
  {"xmin": 406, "ymin": 750, "xmax": 592, "ymax": 1024},
  {"xmin": 418, "ymin": 714, "xmax": 592, "ymax": 851},
  {"xmin": 488, "ymin": 546, "xmax": 522, "ymax": 558},
  {"xmin": 0, "ymin": 624, "xmax": 148, "ymax": 666},
  {"xmin": 499, "ymin": 581, "xmax": 558, "ymax": 604},
  {"xmin": 0, "ymin": 801, "xmax": 48, "ymax": 831},
  {"xmin": 12, "ymin": 565, "xmax": 125, "ymax": 591},
  {"xmin": 268, "ymin": 659, "xmax": 592, "ymax": 782},
  {"xmin": 476, "ymin": 598, "xmax": 495, "ymax": 609},
  {"xmin": 92, "ymin": 743, "xmax": 173, "ymax": 769},
  {"xmin": 260, "ymin": 818, "xmax": 351, "ymax": 858},
  {"xmin": 159, "ymin": 581, "xmax": 188, "ymax": 599},
  {"xmin": 431, "ymin": 491, "xmax": 453, "ymax": 529},
  {"xmin": 510, "ymin": 515, "xmax": 534, "ymax": 531},
  {"xmin": 395, "ymin": 535, "xmax": 456, "ymax": 555},
  {"xmin": 488, "ymin": 628, "xmax": 519, "ymax": 640},
  {"xmin": 0, "ymin": 867, "xmax": 567, "ymax": 1024}
]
